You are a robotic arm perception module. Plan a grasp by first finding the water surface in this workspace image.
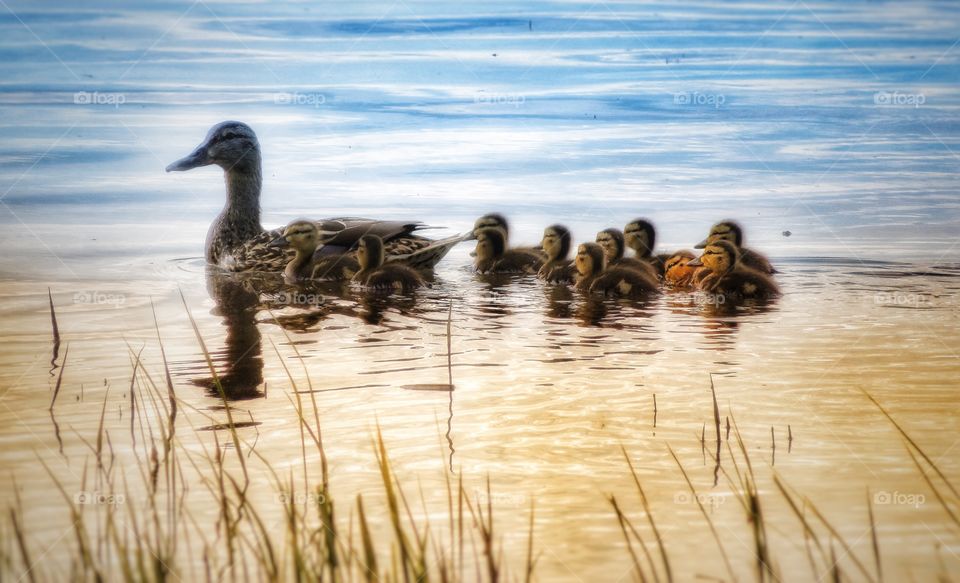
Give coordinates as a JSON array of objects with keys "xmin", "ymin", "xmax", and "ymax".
[{"xmin": 1, "ymin": 0, "xmax": 959, "ymax": 580}]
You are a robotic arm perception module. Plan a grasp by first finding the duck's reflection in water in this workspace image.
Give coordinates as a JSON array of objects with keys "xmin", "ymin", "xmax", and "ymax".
[
  {"xmin": 196, "ymin": 268, "xmax": 266, "ymax": 400},
  {"xmin": 544, "ymin": 284, "xmax": 574, "ymax": 320},
  {"xmin": 664, "ymin": 291, "xmax": 780, "ymax": 350},
  {"xmin": 195, "ymin": 268, "xmax": 434, "ymax": 399},
  {"xmin": 358, "ymin": 291, "xmax": 423, "ymax": 325}
]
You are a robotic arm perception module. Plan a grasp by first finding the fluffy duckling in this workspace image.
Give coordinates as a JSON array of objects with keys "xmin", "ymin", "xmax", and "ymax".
[
  {"xmin": 473, "ymin": 213, "xmax": 544, "ymax": 260},
  {"xmin": 663, "ymin": 250, "xmax": 700, "ymax": 288},
  {"xmin": 353, "ymin": 235, "xmax": 424, "ymax": 291},
  {"xmin": 623, "ymin": 218, "xmax": 672, "ymax": 277},
  {"xmin": 270, "ymin": 220, "xmax": 359, "ymax": 281},
  {"xmin": 688, "ymin": 240, "xmax": 780, "ymax": 300},
  {"xmin": 575, "ymin": 243, "xmax": 659, "ymax": 296},
  {"xmin": 474, "ymin": 227, "xmax": 543, "ymax": 274},
  {"xmin": 537, "ymin": 224, "xmax": 577, "ymax": 283},
  {"xmin": 596, "ymin": 228, "xmax": 660, "ymax": 280},
  {"xmin": 696, "ymin": 220, "xmax": 776, "ymax": 275}
]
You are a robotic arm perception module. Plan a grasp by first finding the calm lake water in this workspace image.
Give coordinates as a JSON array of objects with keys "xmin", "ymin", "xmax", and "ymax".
[{"xmin": 1, "ymin": 1, "xmax": 959, "ymax": 581}]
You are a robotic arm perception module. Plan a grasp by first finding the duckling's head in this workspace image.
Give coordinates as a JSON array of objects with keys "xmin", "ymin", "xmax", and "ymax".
[
  {"xmin": 575, "ymin": 243, "xmax": 605, "ymax": 277},
  {"xmin": 541, "ymin": 224, "xmax": 571, "ymax": 262},
  {"xmin": 664, "ymin": 250, "xmax": 695, "ymax": 272},
  {"xmin": 688, "ymin": 240, "xmax": 738, "ymax": 274},
  {"xmin": 695, "ymin": 220, "xmax": 743, "ymax": 249},
  {"xmin": 664, "ymin": 250, "xmax": 696, "ymax": 282},
  {"xmin": 624, "ymin": 218, "xmax": 656, "ymax": 257},
  {"xmin": 473, "ymin": 213, "xmax": 509, "ymax": 240},
  {"xmin": 474, "ymin": 227, "xmax": 506, "ymax": 262},
  {"xmin": 595, "ymin": 228, "xmax": 625, "ymax": 263},
  {"xmin": 358, "ymin": 234, "xmax": 386, "ymax": 270},
  {"xmin": 270, "ymin": 220, "xmax": 318, "ymax": 253},
  {"xmin": 166, "ymin": 121, "xmax": 260, "ymax": 173}
]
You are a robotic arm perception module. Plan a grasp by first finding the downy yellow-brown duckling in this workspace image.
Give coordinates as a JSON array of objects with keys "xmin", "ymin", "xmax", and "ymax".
[
  {"xmin": 474, "ymin": 227, "xmax": 543, "ymax": 274},
  {"xmin": 663, "ymin": 250, "xmax": 699, "ymax": 288},
  {"xmin": 270, "ymin": 220, "xmax": 360, "ymax": 281},
  {"xmin": 575, "ymin": 243, "xmax": 659, "ymax": 296},
  {"xmin": 623, "ymin": 218, "xmax": 672, "ymax": 278},
  {"xmin": 537, "ymin": 224, "xmax": 577, "ymax": 283},
  {"xmin": 353, "ymin": 235, "xmax": 425, "ymax": 292},
  {"xmin": 688, "ymin": 240, "xmax": 780, "ymax": 300},
  {"xmin": 596, "ymin": 228, "xmax": 660, "ymax": 281},
  {"xmin": 696, "ymin": 220, "xmax": 776, "ymax": 275},
  {"xmin": 473, "ymin": 213, "xmax": 544, "ymax": 260}
]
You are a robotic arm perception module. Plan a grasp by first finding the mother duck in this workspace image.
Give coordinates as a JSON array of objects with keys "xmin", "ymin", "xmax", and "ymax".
[{"xmin": 166, "ymin": 121, "xmax": 464, "ymax": 271}]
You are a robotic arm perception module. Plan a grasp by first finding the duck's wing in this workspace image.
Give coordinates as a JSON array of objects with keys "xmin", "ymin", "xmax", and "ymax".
[
  {"xmin": 740, "ymin": 247, "xmax": 777, "ymax": 274},
  {"xmin": 615, "ymin": 257, "xmax": 660, "ymax": 281},
  {"xmin": 591, "ymin": 268, "xmax": 659, "ymax": 296},
  {"xmin": 223, "ymin": 228, "xmax": 293, "ymax": 272},
  {"xmin": 311, "ymin": 255, "xmax": 360, "ymax": 280},
  {"xmin": 388, "ymin": 232, "xmax": 472, "ymax": 270},
  {"xmin": 315, "ymin": 218, "xmax": 428, "ymax": 248}
]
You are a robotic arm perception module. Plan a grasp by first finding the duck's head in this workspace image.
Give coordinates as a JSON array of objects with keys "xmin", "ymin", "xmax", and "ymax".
[
  {"xmin": 575, "ymin": 242, "xmax": 605, "ymax": 277},
  {"xmin": 541, "ymin": 224, "xmax": 571, "ymax": 262},
  {"xmin": 695, "ymin": 220, "xmax": 743, "ymax": 249},
  {"xmin": 472, "ymin": 213, "xmax": 509, "ymax": 240},
  {"xmin": 358, "ymin": 234, "xmax": 386, "ymax": 270},
  {"xmin": 166, "ymin": 121, "xmax": 260, "ymax": 173},
  {"xmin": 269, "ymin": 220, "xmax": 318, "ymax": 252},
  {"xmin": 624, "ymin": 218, "xmax": 656, "ymax": 257},
  {"xmin": 663, "ymin": 250, "xmax": 696, "ymax": 282},
  {"xmin": 595, "ymin": 228, "xmax": 625, "ymax": 263},
  {"xmin": 474, "ymin": 227, "xmax": 506, "ymax": 262},
  {"xmin": 688, "ymin": 240, "xmax": 738, "ymax": 274}
]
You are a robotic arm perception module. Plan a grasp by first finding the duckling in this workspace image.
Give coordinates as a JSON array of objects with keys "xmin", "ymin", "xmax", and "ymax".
[
  {"xmin": 688, "ymin": 240, "xmax": 780, "ymax": 300},
  {"xmin": 166, "ymin": 121, "xmax": 464, "ymax": 271},
  {"xmin": 596, "ymin": 228, "xmax": 660, "ymax": 280},
  {"xmin": 695, "ymin": 220, "xmax": 776, "ymax": 275},
  {"xmin": 662, "ymin": 250, "xmax": 700, "ymax": 288},
  {"xmin": 574, "ymin": 243, "xmax": 659, "ymax": 296},
  {"xmin": 473, "ymin": 213, "xmax": 544, "ymax": 260},
  {"xmin": 537, "ymin": 224, "xmax": 577, "ymax": 283},
  {"xmin": 623, "ymin": 218, "xmax": 671, "ymax": 277},
  {"xmin": 270, "ymin": 220, "xmax": 360, "ymax": 281},
  {"xmin": 353, "ymin": 235, "xmax": 424, "ymax": 292},
  {"xmin": 474, "ymin": 227, "xmax": 543, "ymax": 274}
]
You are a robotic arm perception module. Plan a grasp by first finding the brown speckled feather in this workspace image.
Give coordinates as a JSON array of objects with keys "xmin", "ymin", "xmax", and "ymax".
[{"xmin": 221, "ymin": 225, "xmax": 465, "ymax": 273}]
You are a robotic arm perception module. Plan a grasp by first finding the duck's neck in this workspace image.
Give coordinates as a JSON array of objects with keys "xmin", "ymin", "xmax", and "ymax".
[
  {"xmin": 632, "ymin": 244, "xmax": 652, "ymax": 259},
  {"xmin": 285, "ymin": 247, "xmax": 313, "ymax": 280},
  {"xmin": 206, "ymin": 160, "xmax": 263, "ymax": 263}
]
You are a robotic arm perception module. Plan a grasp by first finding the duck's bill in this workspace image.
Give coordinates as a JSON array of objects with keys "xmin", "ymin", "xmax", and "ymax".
[
  {"xmin": 687, "ymin": 256, "xmax": 704, "ymax": 267},
  {"xmin": 694, "ymin": 238, "xmax": 708, "ymax": 249},
  {"xmin": 268, "ymin": 235, "xmax": 289, "ymax": 248},
  {"xmin": 165, "ymin": 145, "xmax": 211, "ymax": 172}
]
